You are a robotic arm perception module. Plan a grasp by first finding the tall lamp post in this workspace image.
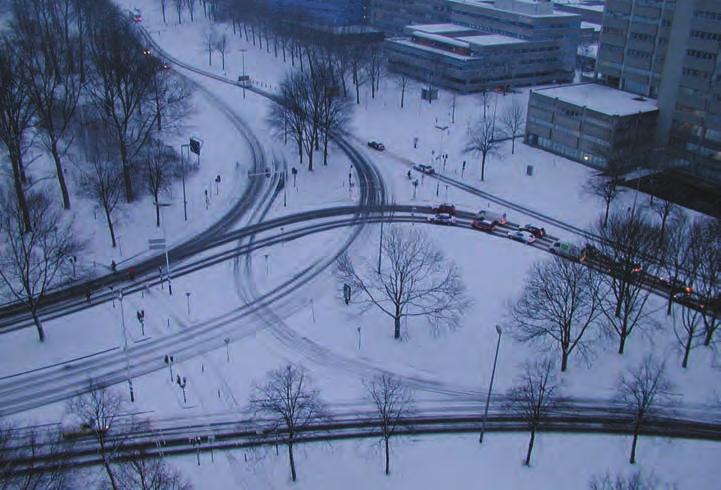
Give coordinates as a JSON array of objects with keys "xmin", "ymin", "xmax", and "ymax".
[
  {"xmin": 239, "ymin": 48, "xmax": 247, "ymax": 99},
  {"xmin": 157, "ymin": 202, "xmax": 173, "ymax": 295},
  {"xmin": 479, "ymin": 325, "xmax": 502, "ymax": 443},
  {"xmin": 180, "ymin": 144, "xmax": 190, "ymax": 221}
]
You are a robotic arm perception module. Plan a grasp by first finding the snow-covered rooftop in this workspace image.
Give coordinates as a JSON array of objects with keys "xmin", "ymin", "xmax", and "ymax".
[
  {"xmin": 450, "ymin": 0, "xmax": 582, "ymax": 18},
  {"xmin": 412, "ymin": 30, "xmax": 471, "ymax": 49},
  {"xmin": 409, "ymin": 23, "xmax": 471, "ymax": 34},
  {"xmin": 534, "ymin": 83, "xmax": 659, "ymax": 116},
  {"xmin": 388, "ymin": 39, "xmax": 475, "ymax": 60},
  {"xmin": 461, "ymin": 34, "xmax": 527, "ymax": 46},
  {"xmin": 581, "ymin": 21, "xmax": 601, "ymax": 31}
]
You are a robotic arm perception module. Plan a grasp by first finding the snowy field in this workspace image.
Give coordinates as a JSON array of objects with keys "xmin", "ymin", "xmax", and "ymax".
[{"xmin": 2, "ymin": 1, "xmax": 719, "ymax": 488}]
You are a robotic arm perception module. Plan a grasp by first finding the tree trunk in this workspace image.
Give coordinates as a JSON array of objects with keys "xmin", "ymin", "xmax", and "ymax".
[
  {"xmin": 323, "ymin": 131, "xmax": 329, "ymax": 166},
  {"xmin": 629, "ymin": 430, "xmax": 639, "ymax": 464},
  {"xmin": 394, "ymin": 315, "xmax": 401, "ymax": 339},
  {"xmin": 288, "ymin": 440, "xmax": 297, "ymax": 482},
  {"xmin": 480, "ymin": 152, "xmax": 487, "ymax": 181},
  {"xmin": 524, "ymin": 428, "xmax": 535, "ymax": 466},
  {"xmin": 400, "ymin": 84, "xmax": 405, "ymax": 108},
  {"xmin": 51, "ymin": 141, "xmax": 71, "ymax": 210},
  {"xmin": 603, "ymin": 200, "xmax": 610, "ymax": 228},
  {"xmin": 30, "ymin": 309, "xmax": 45, "ymax": 342},
  {"xmin": 11, "ymin": 156, "xmax": 32, "ymax": 232},
  {"xmin": 102, "ymin": 455, "xmax": 119, "ymax": 490},
  {"xmin": 307, "ymin": 143, "xmax": 314, "ymax": 172},
  {"xmin": 682, "ymin": 327, "xmax": 693, "ymax": 368},
  {"xmin": 155, "ymin": 201, "xmax": 161, "ymax": 227},
  {"xmin": 561, "ymin": 350, "xmax": 568, "ymax": 372},
  {"xmin": 511, "ymin": 135, "xmax": 516, "ymax": 154},
  {"xmin": 119, "ymin": 141, "xmax": 134, "ymax": 202},
  {"xmin": 618, "ymin": 332, "xmax": 627, "ymax": 355},
  {"xmin": 667, "ymin": 288, "xmax": 673, "ymax": 315},
  {"xmin": 104, "ymin": 206, "xmax": 117, "ymax": 248},
  {"xmin": 384, "ymin": 436, "xmax": 390, "ymax": 475},
  {"xmin": 704, "ymin": 325, "xmax": 715, "ymax": 346}
]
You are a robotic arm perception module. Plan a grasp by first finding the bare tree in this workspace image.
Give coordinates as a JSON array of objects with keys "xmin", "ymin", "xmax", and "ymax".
[
  {"xmin": 186, "ymin": 0, "xmax": 196, "ymax": 21},
  {"xmin": 393, "ymin": 71, "xmax": 411, "ymax": 109},
  {"xmin": 0, "ymin": 423, "xmax": 76, "ymax": 489},
  {"xmin": 365, "ymin": 374, "xmax": 414, "ymax": 475},
  {"xmin": 160, "ymin": 0, "xmax": 168, "ymax": 23},
  {"xmin": 695, "ymin": 217, "xmax": 721, "ymax": 346},
  {"xmin": 87, "ymin": 14, "xmax": 160, "ymax": 202},
  {"xmin": 15, "ymin": 0, "xmax": 82, "ymax": 210},
  {"xmin": 248, "ymin": 364, "xmax": 325, "ymax": 482},
  {"xmin": 268, "ymin": 70, "xmax": 306, "ymax": 165},
  {"xmin": 173, "ymin": 0, "xmax": 183, "ymax": 23},
  {"xmin": 501, "ymin": 98, "xmax": 525, "ymax": 154},
  {"xmin": 616, "ymin": 355, "xmax": 672, "ymax": 464},
  {"xmin": 142, "ymin": 139, "xmax": 179, "ymax": 227},
  {"xmin": 507, "ymin": 358, "xmax": 559, "ymax": 466},
  {"xmin": 464, "ymin": 112, "xmax": 498, "ymax": 181},
  {"xmin": 317, "ymin": 64, "xmax": 353, "ymax": 166},
  {"xmin": 593, "ymin": 211, "xmax": 660, "ymax": 354},
  {"xmin": 658, "ymin": 212, "xmax": 696, "ymax": 315},
  {"xmin": 510, "ymin": 257, "xmax": 601, "ymax": 371},
  {"xmin": 216, "ymin": 32, "xmax": 228, "ymax": 70},
  {"xmin": 66, "ymin": 383, "xmax": 138, "ymax": 490},
  {"xmin": 0, "ymin": 36, "xmax": 34, "ymax": 231},
  {"xmin": 365, "ymin": 45, "xmax": 383, "ymax": 99},
  {"xmin": 336, "ymin": 226, "xmax": 470, "ymax": 340},
  {"xmin": 117, "ymin": 449, "xmax": 193, "ymax": 490},
  {"xmin": 77, "ymin": 132, "xmax": 123, "ymax": 248},
  {"xmin": 204, "ymin": 28, "xmax": 216, "ymax": 66},
  {"xmin": 589, "ymin": 471, "xmax": 659, "ymax": 490},
  {"xmin": 584, "ymin": 161, "xmax": 625, "ymax": 228},
  {"xmin": 0, "ymin": 191, "xmax": 82, "ymax": 342},
  {"xmin": 650, "ymin": 197, "xmax": 677, "ymax": 244}
]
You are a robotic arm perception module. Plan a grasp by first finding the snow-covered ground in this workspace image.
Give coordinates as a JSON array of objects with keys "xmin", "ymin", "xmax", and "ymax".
[{"xmin": 3, "ymin": 1, "xmax": 720, "ymax": 488}]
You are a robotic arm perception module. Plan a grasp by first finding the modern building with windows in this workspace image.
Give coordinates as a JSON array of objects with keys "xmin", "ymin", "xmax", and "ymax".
[
  {"xmin": 385, "ymin": 23, "xmax": 574, "ymax": 92},
  {"xmin": 525, "ymin": 83, "xmax": 660, "ymax": 169},
  {"xmin": 264, "ymin": 0, "xmax": 370, "ymax": 26},
  {"xmin": 369, "ymin": 0, "xmax": 450, "ymax": 33},
  {"xmin": 596, "ymin": 0, "xmax": 721, "ymax": 186}
]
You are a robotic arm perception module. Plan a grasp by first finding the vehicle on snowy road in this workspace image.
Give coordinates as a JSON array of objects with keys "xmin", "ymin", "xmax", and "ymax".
[
  {"xmin": 427, "ymin": 213, "xmax": 456, "ymax": 225},
  {"xmin": 507, "ymin": 230, "xmax": 536, "ymax": 244},
  {"xmin": 367, "ymin": 141, "xmax": 385, "ymax": 151}
]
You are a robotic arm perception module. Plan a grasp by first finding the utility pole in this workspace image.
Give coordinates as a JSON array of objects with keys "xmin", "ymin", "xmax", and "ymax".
[
  {"xmin": 377, "ymin": 219, "xmax": 384, "ymax": 274},
  {"xmin": 180, "ymin": 144, "xmax": 189, "ymax": 221}
]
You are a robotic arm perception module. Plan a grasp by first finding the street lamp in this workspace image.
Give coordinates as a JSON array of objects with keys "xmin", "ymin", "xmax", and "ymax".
[
  {"xmin": 157, "ymin": 201, "xmax": 173, "ymax": 295},
  {"xmin": 479, "ymin": 325, "xmax": 502, "ymax": 443},
  {"xmin": 239, "ymin": 48, "xmax": 247, "ymax": 99},
  {"xmin": 180, "ymin": 144, "xmax": 190, "ymax": 221}
]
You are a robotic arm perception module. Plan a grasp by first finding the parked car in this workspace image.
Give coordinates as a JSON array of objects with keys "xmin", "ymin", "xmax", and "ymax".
[
  {"xmin": 427, "ymin": 213, "xmax": 456, "ymax": 225},
  {"xmin": 414, "ymin": 164, "xmax": 435, "ymax": 174},
  {"xmin": 476, "ymin": 209, "xmax": 507, "ymax": 225},
  {"xmin": 471, "ymin": 218, "xmax": 496, "ymax": 232},
  {"xmin": 367, "ymin": 141, "xmax": 385, "ymax": 151},
  {"xmin": 582, "ymin": 244, "xmax": 642, "ymax": 273},
  {"xmin": 507, "ymin": 230, "xmax": 536, "ymax": 244},
  {"xmin": 550, "ymin": 240, "xmax": 584, "ymax": 260},
  {"xmin": 432, "ymin": 203, "xmax": 456, "ymax": 215},
  {"xmin": 520, "ymin": 224, "xmax": 546, "ymax": 239}
]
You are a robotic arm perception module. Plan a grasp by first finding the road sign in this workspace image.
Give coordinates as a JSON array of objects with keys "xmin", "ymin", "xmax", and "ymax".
[
  {"xmin": 189, "ymin": 137, "xmax": 202, "ymax": 155},
  {"xmin": 148, "ymin": 238, "xmax": 166, "ymax": 251}
]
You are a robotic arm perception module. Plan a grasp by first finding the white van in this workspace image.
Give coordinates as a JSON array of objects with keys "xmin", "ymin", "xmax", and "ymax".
[{"xmin": 549, "ymin": 241, "xmax": 584, "ymax": 261}]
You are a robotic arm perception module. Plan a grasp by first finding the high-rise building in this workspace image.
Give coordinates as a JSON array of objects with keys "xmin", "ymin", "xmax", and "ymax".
[
  {"xmin": 264, "ymin": 0, "xmax": 370, "ymax": 26},
  {"xmin": 597, "ymin": 0, "xmax": 721, "ymax": 185},
  {"xmin": 368, "ymin": 0, "xmax": 450, "ymax": 34}
]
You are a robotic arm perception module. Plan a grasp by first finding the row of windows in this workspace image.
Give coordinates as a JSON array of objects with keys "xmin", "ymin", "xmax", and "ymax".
[
  {"xmin": 630, "ymin": 31, "xmax": 654, "ymax": 42},
  {"xmin": 691, "ymin": 30, "xmax": 721, "ymax": 41},
  {"xmin": 682, "ymin": 67, "xmax": 711, "ymax": 80},
  {"xmin": 694, "ymin": 10, "xmax": 721, "ymax": 21},
  {"xmin": 628, "ymin": 48, "xmax": 652, "ymax": 59},
  {"xmin": 686, "ymin": 49, "xmax": 716, "ymax": 60}
]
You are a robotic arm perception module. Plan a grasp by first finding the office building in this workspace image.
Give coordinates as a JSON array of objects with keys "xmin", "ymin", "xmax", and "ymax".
[
  {"xmin": 525, "ymin": 83, "xmax": 659, "ymax": 168},
  {"xmin": 369, "ymin": 0, "xmax": 450, "ymax": 34}
]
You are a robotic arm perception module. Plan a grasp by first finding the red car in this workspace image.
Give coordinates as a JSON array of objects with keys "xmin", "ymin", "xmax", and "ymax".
[
  {"xmin": 471, "ymin": 218, "xmax": 496, "ymax": 232},
  {"xmin": 520, "ymin": 224, "xmax": 546, "ymax": 239},
  {"xmin": 432, "ymin": 203, "xmax": 456, "ymax": 215}
]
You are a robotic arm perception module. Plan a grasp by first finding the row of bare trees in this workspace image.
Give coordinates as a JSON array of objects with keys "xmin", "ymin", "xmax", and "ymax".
[
  {"xmin": 268, "ymin": 65, "xmax": 353, "ymax": 171},
  {"xmin": 510, "ymin": 208, "xmax": 720, "ymax": 371},
  {"xmin": 1, "ymin": 383, "xmax": 192, "ymax": 489},
  {"xmin": 0, "ymin": 0, "xmax": 191, "ymax": 227}
]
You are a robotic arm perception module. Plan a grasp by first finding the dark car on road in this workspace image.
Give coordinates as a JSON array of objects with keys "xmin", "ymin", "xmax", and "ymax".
[
  {"xmin": 414, "ymin": 164, "xmax": 435, "ymax": 174},
  {"xmin": 368, "ymin": 141, "xmax": 385, "ymax": 151},
  {"xmin": 432, "ymin": 203, "xmax": 456, "ymax": 215},
  {"xmin": 520, "ymin": 224, "xmax": 546, "ymax": 239},
  {"xmin": 471, "ymin": 218, "xmax": 496, "ymax": 232}
]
